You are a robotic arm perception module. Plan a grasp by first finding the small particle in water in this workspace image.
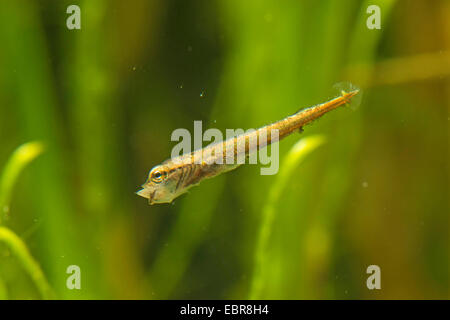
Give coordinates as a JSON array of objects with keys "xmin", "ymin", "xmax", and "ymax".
[
  {"xmin": 362, "ymin": 181, "xmax": 368, "ymax": 188},
  {"xmin": 200, "ymin": 91, "xmax": 205, "ymax": 98},
  {"xmin": 187, "ymin": 45, "xmax": 193, "ymax": 52},
  {"xmin": 132, "ymin": 66, "xmax": 136, "ymax": 71},
  {"xmin": 179, "ymin": 84, "xmax": 183, "ymax": 89}
]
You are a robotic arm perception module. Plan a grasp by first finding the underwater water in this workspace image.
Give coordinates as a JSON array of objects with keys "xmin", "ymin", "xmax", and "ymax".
[{"xmin": 0, "ymin": 0, "xmax": 448, "ymax": 299}]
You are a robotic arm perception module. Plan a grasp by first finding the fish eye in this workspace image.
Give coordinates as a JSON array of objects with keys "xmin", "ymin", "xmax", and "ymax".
[{"xmin": 150, "ymin": 169, "xmax": 167, "ymax": 183}]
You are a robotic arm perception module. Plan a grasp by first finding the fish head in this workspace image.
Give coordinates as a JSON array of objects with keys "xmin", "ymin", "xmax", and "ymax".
[{"xmin": 136, "ymin": 164, "xmax": 182, "ymax": 204}]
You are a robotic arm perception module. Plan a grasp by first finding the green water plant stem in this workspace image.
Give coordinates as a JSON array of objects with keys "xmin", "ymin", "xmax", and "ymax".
[
  {"xmin": 0, "ymin": 226, "xmax": 53, "ymax": 299},
  {"xmin": 0, "ymin": 141, "xmax": 44, "ymax": 223},
  {"xmin": 249, "ymin": 135, "xmax": 326, "ymax": 299},
  {"xmin": 0, "ymin": 141, "xmax": 52, "ymax": 299}
]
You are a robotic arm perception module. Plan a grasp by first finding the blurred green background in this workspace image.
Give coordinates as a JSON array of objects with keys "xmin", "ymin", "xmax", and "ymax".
[{"xmin": 0, "ymin": 0, "xmax": 448, "ymax": 299}]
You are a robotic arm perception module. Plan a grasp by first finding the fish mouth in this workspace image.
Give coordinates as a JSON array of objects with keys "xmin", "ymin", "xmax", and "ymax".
[
  {"xmin": 136, "ymin": 187, "xmax": 149, "ymax": 198},
  {"xmin": 136, "ymin": 187, "xmax": 156, "ymax": 205}
]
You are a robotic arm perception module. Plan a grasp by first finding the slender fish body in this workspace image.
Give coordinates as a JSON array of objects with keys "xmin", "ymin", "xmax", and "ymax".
[{"xmin": 137, "ymin": 90, "xmax": 359, "ymax": 204}]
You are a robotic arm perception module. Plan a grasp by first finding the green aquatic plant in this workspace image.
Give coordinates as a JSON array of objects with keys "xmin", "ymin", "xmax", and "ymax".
[
  {"xmin": 0, "ymin": 227, "xmax": 53, "ymax": 299},
  {"xmin": 0, "ymin": 141, "xmax": 53, "ymax": 299},
  {"xmin": 250, "ymin": 135, "xmax": 326, "ymax": 299},
  {"xmin": 0, "ymin": 142, "xmax": 44, "ymax": 220}
]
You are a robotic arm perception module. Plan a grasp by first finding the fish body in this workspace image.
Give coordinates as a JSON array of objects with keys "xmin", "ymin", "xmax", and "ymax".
[{"xmin": 137, "ymin": 90, "xmax": 359, "ymax": 204}]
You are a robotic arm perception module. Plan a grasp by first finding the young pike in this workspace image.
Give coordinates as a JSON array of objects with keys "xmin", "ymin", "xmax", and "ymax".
[{"xmin": 137, "ymin": 90, "xmax": 359, "ymax": 204}]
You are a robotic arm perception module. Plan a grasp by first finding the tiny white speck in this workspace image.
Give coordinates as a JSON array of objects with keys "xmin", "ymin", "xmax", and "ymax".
[{"xmin": 362, "ymin": 181, "xmax": 368, "ymax": 188}]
